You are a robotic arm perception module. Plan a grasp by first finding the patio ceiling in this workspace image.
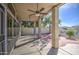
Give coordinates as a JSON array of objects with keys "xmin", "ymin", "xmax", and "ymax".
[{"xmin": 14, "ymin": 3, "xmax": 60, "ymax": 21}]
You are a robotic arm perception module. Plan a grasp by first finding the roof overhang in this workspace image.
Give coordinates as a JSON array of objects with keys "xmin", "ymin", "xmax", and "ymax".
[{"xmin": 14, "ymin": 3, "xmax": 61, "ymax": 21}]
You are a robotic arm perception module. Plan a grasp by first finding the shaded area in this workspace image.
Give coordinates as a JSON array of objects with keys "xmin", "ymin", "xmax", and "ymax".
[
  {"xmin": 15, "ymin": 38, "xmax": 38, "ymax": 49},
  {"xmin": 20, "ymin": 37, "xmax": 37, "ymax": 42},
  {"xmin": 47, "ymin": 47, "xmax": 58, "ymax": 55}
]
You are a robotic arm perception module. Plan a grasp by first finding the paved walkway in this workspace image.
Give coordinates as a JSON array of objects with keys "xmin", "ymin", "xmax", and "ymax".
[
  {"xmin": 59, "ymin": 36, "xmax": 79, "ymax": 55},
  {"xmin": 59, "ymin": 36, "xmax": 79, "ymax": 47},
  {"xmin": 11, "ymin": 35, "xmax": 52, "ymax": 55}
]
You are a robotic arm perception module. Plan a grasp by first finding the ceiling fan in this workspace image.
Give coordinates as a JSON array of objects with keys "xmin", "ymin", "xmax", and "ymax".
[{"xmin": 26, "ymin": 3, "xmax": 48, "ymax": 19}]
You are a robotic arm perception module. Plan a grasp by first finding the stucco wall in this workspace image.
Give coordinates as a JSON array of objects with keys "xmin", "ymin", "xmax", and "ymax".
[
  {"xmin": 21, "ymin": 28, "xmax": 50, "ymax": 35},
  {"xmin": 8, "ymin": 27, "xmax": 50, "ymax": 36}
]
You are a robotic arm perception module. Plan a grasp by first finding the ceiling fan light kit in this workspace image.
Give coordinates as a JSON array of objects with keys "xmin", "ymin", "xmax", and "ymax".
[
  {"xmin": 35, "ymin": 14, "xmax": 40, "ymax": 16},
  {"xmin": 26, "ymin": 3, "xmax": 48, "ymax": 20}
]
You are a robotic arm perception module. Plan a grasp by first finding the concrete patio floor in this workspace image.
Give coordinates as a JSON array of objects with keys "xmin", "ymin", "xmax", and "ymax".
[
  {"xmin": 11, "ymin": 35, "xmax": 79, "ymax": 55},
  {"xmin": 11, "ymin": 35, "xmax": 52, "ymax": 55}
]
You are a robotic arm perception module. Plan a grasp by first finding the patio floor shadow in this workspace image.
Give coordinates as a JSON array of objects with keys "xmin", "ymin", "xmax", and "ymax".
[
  {"xmin": 47, "ymin": 47, "xmax": 58, "ymax": 55},
  {"xmin": 15, "ymin": 38, "xmax": 37, "ymax": 49}
]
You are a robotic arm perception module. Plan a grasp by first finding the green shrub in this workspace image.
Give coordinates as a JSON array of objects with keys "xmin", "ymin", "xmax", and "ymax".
[{"xmin": 66, "ymin": 29, "xmax": 75, "ymax": 39}]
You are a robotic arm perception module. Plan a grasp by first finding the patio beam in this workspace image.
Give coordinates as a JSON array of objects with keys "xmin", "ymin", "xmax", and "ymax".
[{"xmin": 51, "ymin": 6, "xmax": 59, "ymax": 48}]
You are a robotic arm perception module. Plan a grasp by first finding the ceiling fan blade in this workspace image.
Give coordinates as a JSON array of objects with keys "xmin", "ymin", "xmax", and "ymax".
[
  {"xmin": 40, "ymin": 13, "xmax": 48, "ymax": 15},
  {"xmin": 29, "ymin": 14, "xmax": 35, "ymax": 20},
  {"xmin": 39, "ymin": 8, "xmax": 44, "ymax": 12},
  {"xmin": 27, "ymin": 9, "xmax": 35, "ymax": 13},
  {"xmin": 29, "ymin": 14, "xmax": 35, "ymax": 16}
]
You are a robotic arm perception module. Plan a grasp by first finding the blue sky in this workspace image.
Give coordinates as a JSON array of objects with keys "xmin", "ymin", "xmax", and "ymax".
[{"xmin": 59, "ymin": 3, "xmax": 79, "ymax": 27}]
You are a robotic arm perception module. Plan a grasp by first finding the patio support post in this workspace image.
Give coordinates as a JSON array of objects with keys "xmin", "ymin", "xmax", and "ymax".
[
  {"xmin": 38, "ymin": 19, "xmax": 41, "ymax": 38},
  {"xmin": 34, "ymin": 21, "xmax": 36, "ymax": 38},
  {"xmin": 19, "ymin": 21, "xmax": 22, "ymax": 37},
  {"xmin": 49, "ymin": 23, "xmax": 51, "ymax": 33},
  {"xmin": 51, "ymin": 6, "xmax": 59, "ymax": 48},
  {"xmin": 4, "ymin": 7, "xmax": 8, "ymax": 54},
  {"xmin": 12, "ymin": 18, "xmax": 14, "ymax": 37}
]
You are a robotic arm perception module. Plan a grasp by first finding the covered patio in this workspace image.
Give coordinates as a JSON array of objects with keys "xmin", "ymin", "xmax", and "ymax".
[
  {"xmin": 0, "ymin": 3, "xmax": 79, "ymax": 55},
  {"xmin": 11, "ymin": 3, "xmax": 61, "ymax": 55},
  {"xmin": 13, "ymin": 3, "xmax": 60, "ymax": 48}
]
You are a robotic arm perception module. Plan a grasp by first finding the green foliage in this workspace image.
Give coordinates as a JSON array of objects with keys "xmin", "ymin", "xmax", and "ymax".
[
  {"xmin": 41, "ymin": 15, "xmax": 61, "ymax": 27},
  {"xmin": 59, "ymin": 19, "xmax": 61, "ymax": 25},
  {"xmin": 66, "ymin": 29, "xmax": 75, "ymax": 38},
  {"xmin": 26, "ymin": 21, "xmax": 34, "ymax": 27},
  {"xmin": 21, "ymin": 21, "xmax": 35, "ymax": 28},
  {"xmin": 41, "ymin": 15, "xmax": 51, "ymax": 27},
  {"xmin": 7, "ymin": 18, "xmax": 12, "ymax": 27},
  {"xmin": 36, "ymin": 21, "xmax": 39, "ymax": 27}
]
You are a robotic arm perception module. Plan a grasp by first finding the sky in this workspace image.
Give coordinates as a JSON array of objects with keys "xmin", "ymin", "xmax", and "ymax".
[{"xmin": 59, "ymin": 3, "xmax": 79, "ymax": 27}]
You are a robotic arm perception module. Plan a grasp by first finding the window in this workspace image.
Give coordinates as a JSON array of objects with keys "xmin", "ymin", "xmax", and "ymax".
[
  {"xmin": 7, "ymin": 12, "xmax": 14, "ymax": 54},
  {"xmin": 7, "ymin": 12, "xmax": 20, "ymax": 54},
  {"xmin": 0, "ymin": 4, "xmax": 5, "ymax": 55},
  {"xmin": 0, "ymin": 4, "xmax": 20, "ymax": 55},
  {"xmin": 7, "ymin": 12, "xmax": 13, "ymax": 38}
]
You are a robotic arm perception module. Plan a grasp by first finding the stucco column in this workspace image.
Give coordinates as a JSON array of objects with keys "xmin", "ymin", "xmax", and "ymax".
[
  {"xmin": 4, "ymin": 8, "xmax": 8, "ymax": 54},
  {"xmin": 12, "ymin": 18, "xmax": 14, "ymax": 37},
  {"xmin": 19, "ymin": 21, "xmax": 22, "ymax": 37},
  {"xmin": 38, "ymin": 19, "xmax": 41, "ymax": 38},
  {"xmin": 51, "ymin": 7, "xmax": 59, "ymax": 48},
  {"xmin": 34, "ymin": 21, "xmax": 36, "ymax": 38}
]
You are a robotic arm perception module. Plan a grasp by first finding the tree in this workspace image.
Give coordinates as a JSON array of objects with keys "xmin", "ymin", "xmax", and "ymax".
[
  {"xmin": 21, "ymin": 21, "xmax": 34, "ymax": 27},
  {"xmin": 41, "ymin": 15, "xmax": 51, "ymax": 27},
  {"xmin": 59, "ymin": 19, "xmax": 61, "ymax": 25},
  {"xmin": 59, "ymin": 19, "xmax": 62, "ymax": 26}
]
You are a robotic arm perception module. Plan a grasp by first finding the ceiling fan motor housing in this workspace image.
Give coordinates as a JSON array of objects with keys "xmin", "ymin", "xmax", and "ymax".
[{"xmin": 36, "ymin": 11, "xmax": 40, "ymax": 13}]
